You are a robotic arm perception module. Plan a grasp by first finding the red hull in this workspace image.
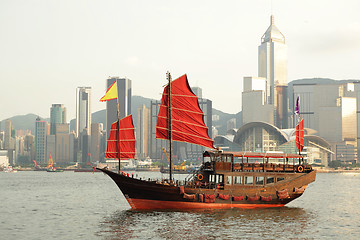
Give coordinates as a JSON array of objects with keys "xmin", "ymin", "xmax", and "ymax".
[
  {"xmin": 97, "ymin": 168, "xmax": 315, "ymax": 210},
  {"xmin": 127, "ymin": 198, "xmax": 284, "ymax": 210}
]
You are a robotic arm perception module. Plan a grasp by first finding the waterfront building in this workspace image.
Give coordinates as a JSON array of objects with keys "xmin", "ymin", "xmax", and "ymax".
[
  {"xmin": 233, "ymin": 122, "xmax": 333, "ymax": 166},
  {"xmin": 50, "ymin": 104, "xmax": 66, "ymax": 135},
  {"xmin": 69, "ymin": 131, "xmax": 76, "ymax": 162},
  {"xmin": 55, "ymin": 123, "xmax": 70, "ymax": 163},
  {"xmin": 0, "ymin": 131, "xmax": 4, "ymax": 149},
  {"xmin": 137, "ymin": 104, "xmax": 150, "ymax": 160},
  {"xmin": 24, "ymin": 135, "xmax": 34, "ymax": 160},
  {"xmin": 46, "ymin": 135, "xmax": 55, "ymax": 164},
  {"xmin": 81, "ymin": 129, "xmax": 90, "ymax": 163},
  {"xmin": 150, "ymin": 99, "xmax": 167, "ymax": 161},
  {"xmin": 35, "ymin": 117, "xmax": 50, "ymax": 164},
  {"xmin": 291, "ymin": 81, "xmax": 357, "ymax": 163},
  {"xmin": 17, "ymin": 137, "xmax": 24, "ymax": 158},
  {"xmin": 242, "ymin": 77, "xmax": 274, "ymax": 125},
  {"xmin": 227, "ymin": 118, "xmax": 237, "ymax": 132},
  {"xmin": 91, "ymin": 123, "xmax": 102, "ymax": 161},
  {"xmin": 191, "ymin": 87, "xmax": 202, "ymax": 99},
  {"xmin": 106, "ymin": 77, "xmax": 131, "ymax": 140},
  {"xmin": 76, "ymin": 87, "xmax": 92, "ymax": 137},
  {"xmin": 4, "ymin": 119, "xmax": 12, "ymax": 150}
]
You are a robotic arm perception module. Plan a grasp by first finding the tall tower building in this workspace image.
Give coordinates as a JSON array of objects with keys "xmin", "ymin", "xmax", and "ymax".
[
  {"xmin": 243, "ymin": 15, "xmax": 288, "ymax": 128},
  {"xmin": 55, "ymin": 123, "xmax": 70, "ymax": 163},
  {"xmin": 4, "ymin": 119, "xmax": 12, "ymax": 149},
  {"xmin": 258, "ymin": 15, "xmax": 288, "ymax": 128},
  {"xmin": 106, "ymin": 77, "xmax": 131, "ymax": 139},
  {"xmin": 137, "ymin": 104, "xmax": 150, "ymax": 159},
  {"xmin": 76, "ymin": 87, "xmax": 92, "ymax": 137},
  {"xmin": 35, "ymin": 117, "xmax": 50, "ymax": 164},
  {"xmin": 258, "ymin": 15, "xmax": 288, "ymax": 104},
  {"xmin": 91, "ymin": 123, "xmax": 102, "ymax": 161},
  {"xmin": 50, "ymin": 104, "xmax": 66, "ymax": 135}
]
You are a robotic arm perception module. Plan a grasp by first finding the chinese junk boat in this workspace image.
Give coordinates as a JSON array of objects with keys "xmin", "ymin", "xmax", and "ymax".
[{"xmin": 97, "ymin": 73, "xmax": 316, "ymax": 210}]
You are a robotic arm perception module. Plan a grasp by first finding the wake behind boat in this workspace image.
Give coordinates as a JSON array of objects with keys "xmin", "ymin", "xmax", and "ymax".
[{"xmin": 97, "ymin": 73, "xmax": 316, "ymax": 210}]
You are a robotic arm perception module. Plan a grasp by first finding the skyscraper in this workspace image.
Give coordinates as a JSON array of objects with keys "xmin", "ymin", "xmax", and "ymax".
[
  {"xmin": 76, "ymin": 87, "xmax": 92, "ymax": 137},
  {"xmin": 91, "ymin": 123, "xmax": 102, "ymax": 161},
  {"xmin": 55, "ymin": 123, "xmax": 70, "ymax": 163},
  {"xmin": 106, "ymin": 77, "xmax": 131, "ymax": 139},
  {"xmin": 258, "ymin": 15, "xmax": 288, "ymax": 104},
  {"xmin": 50, "ymin": 104, "xmax": 66, "ymax": 135},
  {"xmin": 242, "ymin": 15, "xmax": 288, "ymax": 128},
  {"xmin": 35, "ymin": 117, "xmax": 49, "ymax": 164},
  {"xmin": 4, "ymin": 119, "xmax": 12, "ymax": 149},
  {"xmin": 137, "ymin": 104, "xmax": 150, "ymax": 159},
  {"xmin": 258, "ymin": 15, "xmax": 288, "ymax": 128}
]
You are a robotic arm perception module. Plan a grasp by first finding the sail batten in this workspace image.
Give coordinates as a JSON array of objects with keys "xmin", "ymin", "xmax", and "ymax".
[
  {"xmin": 106, "ymin": 115, "xmax": 135, "ymax": 159},
  {"xmin": 156, "ymin": 74, "xmax": 214, "ymax": 149}
]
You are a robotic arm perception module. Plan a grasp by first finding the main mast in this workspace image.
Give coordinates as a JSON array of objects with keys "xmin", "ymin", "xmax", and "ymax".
[
  {"xmin": 117, "ymin": 102, "xmax": 121, "ymax": 174},
  {"xmin": 167, "ymin": 71, "xmax": 173, "ymax": 182}
]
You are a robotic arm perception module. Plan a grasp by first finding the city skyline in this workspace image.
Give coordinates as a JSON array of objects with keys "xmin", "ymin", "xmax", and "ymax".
[{"xmin": 1, "ymin": 0, "xmax": 360, "ymax": 121}]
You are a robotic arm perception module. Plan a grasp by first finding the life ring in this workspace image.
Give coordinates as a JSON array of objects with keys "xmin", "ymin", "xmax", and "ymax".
[
  {"xmin": 297, "ymin": 165, "xmax": 304, "ymax": 173},
  {"xmin": 197, "ymin": 174, "xmax": 203, "ymax": 181}
]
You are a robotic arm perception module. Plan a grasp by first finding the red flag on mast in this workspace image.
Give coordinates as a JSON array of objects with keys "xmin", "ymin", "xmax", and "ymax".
[{"xmin": 296, "ymin": 119, "xmax": 304, "ymax": 152}]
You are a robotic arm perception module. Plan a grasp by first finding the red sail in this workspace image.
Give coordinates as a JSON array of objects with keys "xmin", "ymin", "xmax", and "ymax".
[
  {"xmin": 106, "ymin": 115, "xmax": 135, "ymax": 159},
  {"xmin": 156, "ymin": 74, "xmax": 214, "ymax": 149},
  {"xmin": 296, "ymin": 119, "xmax": 304, "ymax": 152}
]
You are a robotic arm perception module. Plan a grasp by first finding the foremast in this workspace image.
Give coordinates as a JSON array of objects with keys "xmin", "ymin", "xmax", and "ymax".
[{"xmin": 167, "ymin": 71, "xmax": 174, "ymax": 182}]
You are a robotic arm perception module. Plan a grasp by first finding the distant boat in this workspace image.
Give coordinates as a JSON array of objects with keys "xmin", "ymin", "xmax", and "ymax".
[
  {"xmin": 46, "ymin": 154, "xmax": 63, "ymax": 172},
  {"xmin": 97, "ymin": 73, "xmax": 316, "ymax": 210},
  {"xmin": 3, "ymin": 165, "xmax": 18, "ymax": 173},
  {"xmin": 33, "ymin": 160, "xmax": 46, "ymax": 171}
]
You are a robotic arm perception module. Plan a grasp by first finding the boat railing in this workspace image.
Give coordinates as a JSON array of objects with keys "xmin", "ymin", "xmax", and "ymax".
[{"xmin": 230, "ymin": 162, "xmax": 312, "ymax": 173}]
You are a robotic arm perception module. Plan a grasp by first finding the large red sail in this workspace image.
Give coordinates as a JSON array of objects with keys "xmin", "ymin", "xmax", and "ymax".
[
  {"xmin": 156, "ymin": 74, "xmax": 214, "ymax": 149},
  {"xmin": 106, "ymin": 115, "xmax": 135, "ymax": 159},
  {"xmin": 296, "ymin": 119, "xmax": 304, "ymax": 152}
]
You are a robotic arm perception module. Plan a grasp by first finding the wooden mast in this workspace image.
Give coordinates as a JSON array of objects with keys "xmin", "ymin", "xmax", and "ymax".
[
  {"xmin": 117, "ymin": 101, "xmax": 121, "ymax": 174},
  {"xmin": 167, "ymin": 71, "xmax": 173, "ymax": 182}
]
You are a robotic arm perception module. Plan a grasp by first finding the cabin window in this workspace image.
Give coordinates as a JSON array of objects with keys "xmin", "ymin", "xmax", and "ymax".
[
  {"xmin": 219, "ymin": 174, "xmax": 224, "ymax": 183},
  {"xmin": 266, "ymin": 177, "xmax": 275, "ymax": 184},
  {"xmin": 277, "ymin": 177, "xmax": 285, "ymax": 182},
  {"xmin": 244, "ymin": 176, "xmax": 253, "ymax": 185},
  {"xmin": 210, "ymin": 174, "xmax": 224, "ymax": 184},
  {"xmin": 210, "ymin": 174, "xmax": 215, "ymax": 183},
  {"xmin": 255, "ymin": 176, "xmax": 264, "ymax": 185},
  {"xmin": 226, "ymin": 176, "xmax": 232, "ymax": 185},
  {"xmin": 234, "ymin": 176, "xmax": 242, "ymax": 184}
]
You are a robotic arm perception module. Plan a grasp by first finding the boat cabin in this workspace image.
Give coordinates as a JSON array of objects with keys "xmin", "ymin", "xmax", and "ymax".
[{"xmin": 185, "ymin": 150, "xmax": 313, "ymax": 189}]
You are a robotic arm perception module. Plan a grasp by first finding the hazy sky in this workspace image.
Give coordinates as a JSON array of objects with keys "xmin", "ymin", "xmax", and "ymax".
[{"xmin": 1, "ymin": 0, "xmax": 360, "ymax": 121}]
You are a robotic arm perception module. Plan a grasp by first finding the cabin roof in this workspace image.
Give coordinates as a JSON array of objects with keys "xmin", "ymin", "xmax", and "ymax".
[{"xmin": 204, "ymin": 151, "xmax": 303, "ymax": 159}]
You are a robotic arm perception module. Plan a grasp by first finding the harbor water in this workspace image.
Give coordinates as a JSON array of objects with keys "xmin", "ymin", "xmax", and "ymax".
[{"xmin": 1, "ymin": 171, "xmax": 359, "ymax": 239}]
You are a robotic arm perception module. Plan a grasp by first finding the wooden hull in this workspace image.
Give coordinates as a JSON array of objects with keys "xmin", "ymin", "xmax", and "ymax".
[{"xmin": 98, "ymin": 168, "xmax": 316, "ymax": 210}]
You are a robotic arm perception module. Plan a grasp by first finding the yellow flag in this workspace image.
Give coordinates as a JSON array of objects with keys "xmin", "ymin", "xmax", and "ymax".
[{"xmin": 100, "ymin": 81, "xmax": 117, "ymax": 102}]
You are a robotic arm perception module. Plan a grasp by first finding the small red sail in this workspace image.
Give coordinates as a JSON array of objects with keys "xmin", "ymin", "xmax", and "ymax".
[
  {"xmin": 156, "ymin": 74, "xmax": 214, "ymax": 149},
  {"xmin": 106, "ymin": 115, "xmax": 135, "ymax": 159},
  {"xmin": 296, "ymin": 119, "xmax": 304, "ymax": 152}
]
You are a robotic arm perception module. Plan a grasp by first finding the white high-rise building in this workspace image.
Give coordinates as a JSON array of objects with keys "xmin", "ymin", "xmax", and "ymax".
[
  {"xmin": 258, "ymin": 15, "xmax": 288, "ymax": 105},
  {"xmin": 76, "ymin": 87, "xmax": 92, "ymax": 137},
  {"xmin": 243, "ymin": 15, "xmax": 288, "ymax": 128}
]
